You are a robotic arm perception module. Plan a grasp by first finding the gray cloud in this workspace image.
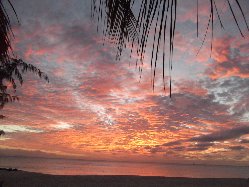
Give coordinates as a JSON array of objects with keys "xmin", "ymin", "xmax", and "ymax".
[
  {"xmin": 228, "ymin": 146, "xmax": 245, "ymax": 151},
  {"xmin": 190, "ymin": 126, "xmax": 249, "ymax": 142},
  {"xmin": 151, "ymin": 126, "xmax": 249, "ymax": 154},
  {"xmin": 171, "ymin": 146, "xmax": 185, "ymax": 152},
  {"xmin": 205, "ymin": 37, "xmax": 249, "ymax": 80},
  {"xmin": 146, "ymin": 92, "xmax": 237, "ymax": 133},
  {"xmin": 239, "ymin": 139, "xmax": 249, "ymax": 144},
  {"xmin": 163, "ymin": 140, "xmax": 182, "ymax": 147},
  {"xmin": 150, "ymin": 146, "xmax": 164, "ymax": 154}
]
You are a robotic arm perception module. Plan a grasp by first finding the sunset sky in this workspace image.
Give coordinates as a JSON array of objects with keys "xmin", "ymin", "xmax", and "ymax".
[{"xmin": 0, "ymin": 0, "xmax": 249, "ymax": 165}]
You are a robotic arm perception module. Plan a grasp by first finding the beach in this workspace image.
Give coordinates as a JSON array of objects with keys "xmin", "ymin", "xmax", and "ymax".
[{"xmin": 0, "ymin": 169, "xmax": 248, "ymax": 187}]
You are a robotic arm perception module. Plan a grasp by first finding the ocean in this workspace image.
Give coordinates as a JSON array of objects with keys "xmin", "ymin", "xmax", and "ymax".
[{"xmin": 1, "ymin": 156, "xmax": 249, "ymax": 178}]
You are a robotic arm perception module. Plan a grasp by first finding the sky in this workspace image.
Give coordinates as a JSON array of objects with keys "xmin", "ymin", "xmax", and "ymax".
[{"xmin": 0, "ymin": 0, "xmax": 249, "ymax": 165}]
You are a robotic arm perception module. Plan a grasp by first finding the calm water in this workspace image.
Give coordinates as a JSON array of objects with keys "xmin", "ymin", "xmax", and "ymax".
[{"xmin": 1, "ymin": 156, "xmax": 249, "ymax": 178}]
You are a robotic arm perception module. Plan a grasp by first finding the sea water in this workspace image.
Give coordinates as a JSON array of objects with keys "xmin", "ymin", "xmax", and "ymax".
[{"xmin": 0, "ymin": 156, "xmax": 249, "ymax": 178}]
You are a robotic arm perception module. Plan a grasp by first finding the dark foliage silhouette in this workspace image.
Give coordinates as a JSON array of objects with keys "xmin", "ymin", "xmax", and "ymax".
[
  {"xmin": 0, "ymin": 59, "xmax": 49, "ymax": 108},
  {"xmin": 92, "ymin": 0, "xmax": 249, "ymax": 96},
  {"xmin": 0, "ymin": 0, "xmax": 49, "ymax": 134},
  {"xmin": 0, "ymin": 129, "xmax": 5, "ymax": 136},
  {"xmin": 91, "ymin": 0, "xmax": 138, "ymax": 61},
  {"xmin": 0, "ymin": 0, "xmax": 48, "ymax": 108}
]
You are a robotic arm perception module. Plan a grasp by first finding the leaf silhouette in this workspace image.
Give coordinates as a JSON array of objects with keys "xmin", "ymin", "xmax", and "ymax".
[
  {"xmin": 0, "ymin": 1, "xmax": 49, "ymax": 110},
  {"xmin": 92, "ymin": 0, "xmax": 249, "ymax": 96},
  {"xmin": 92, "ymin": 0, "xmax": 138, "ymax": 60},
  {"xmin": 0, "ymin": 130, "xmax": 5, "ymax": 136}
]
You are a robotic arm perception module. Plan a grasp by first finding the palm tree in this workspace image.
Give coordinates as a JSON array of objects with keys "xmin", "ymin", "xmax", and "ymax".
[
  {"xmin": 91, "ymin": 0, "xmax": 249, "ymax": 96},
  {"xmin": 0, "ymin": 0, "xmax": 49, "ymax": 109},
  {"xmin": 0, "ymin": 130, "xmax": 5, "ymax": 136},
  {"xmin": 0, "ymin": 0, "xmax": 49, "ymax": 135}
]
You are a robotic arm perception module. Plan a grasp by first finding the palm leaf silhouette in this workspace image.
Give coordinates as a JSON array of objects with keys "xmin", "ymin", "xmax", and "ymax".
[
  {"xmin": 92, "ymin": 0, "xmax": 248, "ymax": 96},
  {"xmin": 0, "ymin": 1, "xmax": 49, "ymax": 109},
  {"xmin": 0, "ymin": 129, "xmax": 5, "ymax": 136},
  {"xmin": 0, "ymin": 59, "xmax": 49, "ymax": 108},
  {"xmin": 92, "ymin": 0, "xmax": 138, "ymax": 60},
  {"xmin": 0, "ymin": 0, "xmax": 15, "ymax": 64}
]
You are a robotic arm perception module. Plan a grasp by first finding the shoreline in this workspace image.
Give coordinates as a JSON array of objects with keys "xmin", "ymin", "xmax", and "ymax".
[
  {"xmin": 0, "ymin": 169, "xmax": 249, "ymax": 187},
  {"xmin": 1, "ymin": 155, "xmax": 249, "ymax": 168}
]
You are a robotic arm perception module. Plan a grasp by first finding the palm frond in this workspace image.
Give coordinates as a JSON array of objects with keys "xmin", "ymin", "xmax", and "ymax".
[
  {"xmin": 92, "ymin": 0, "xmax": 248, "ymax": 97},
  {"xmin": 91, "ymin": 0, "xmax": 178, "ymax": 96},
  {"xmin": 0, "ymin": 129, "xmax": 5, "ymax": 136},
  {"xmin": 0, "ymin": 1, "xmax": 49, "ymax": 109},
  {"xmin": 0, "ymin": 58, "xmax": 49, "ymax": 107},
  {"xmin": 0, "ymin": 0, "xmax": 14, "ymax": 64},
  {"xmin": 92, "ymin": 0, "xmax": 138, "ymax": 60},
  {"xmin": 197, "ymin": 0, "xmax": 248, "ymax": 58}
]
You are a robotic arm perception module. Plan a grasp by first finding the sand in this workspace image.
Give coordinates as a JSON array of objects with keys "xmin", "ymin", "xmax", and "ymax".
[{"xmin": 0, "ymin": 170, "xmax": 248, "ymax": 187}]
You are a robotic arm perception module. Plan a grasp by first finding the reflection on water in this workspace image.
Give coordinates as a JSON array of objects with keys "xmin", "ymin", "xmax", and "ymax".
[{"xmin": 1, "ymin": 156, "xmax": 249, "ymax": 178}]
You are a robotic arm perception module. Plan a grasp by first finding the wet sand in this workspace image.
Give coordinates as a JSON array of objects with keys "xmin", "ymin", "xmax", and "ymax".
[{"xmin": 0, "ymin": 170, "xmax": 248, "ymax": 187}]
